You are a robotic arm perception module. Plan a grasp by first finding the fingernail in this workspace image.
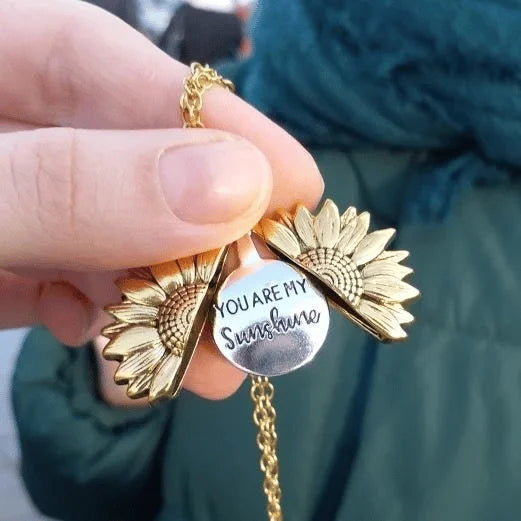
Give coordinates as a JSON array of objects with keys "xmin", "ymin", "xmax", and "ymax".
[{"xmin": 159, "ymin": 139, "xmax": 271, "ymax": 224}]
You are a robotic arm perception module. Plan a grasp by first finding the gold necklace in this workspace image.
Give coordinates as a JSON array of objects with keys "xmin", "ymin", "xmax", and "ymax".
[{"xmin": 102, "ymin": 63, "xmax": 419, "ymax": 521}]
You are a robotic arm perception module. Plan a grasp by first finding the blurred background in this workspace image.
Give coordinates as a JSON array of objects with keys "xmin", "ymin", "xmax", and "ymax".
[
  {"xmin": 0, "ymin": 329, "xmax": 39, "ymax": 520},
  {"xmin": 0, "ymin": 1, "xmax": 254, "ymax": 518}
]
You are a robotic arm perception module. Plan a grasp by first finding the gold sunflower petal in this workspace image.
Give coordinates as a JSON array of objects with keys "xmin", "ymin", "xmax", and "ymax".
[
  {"xmin": 196, "ymin": 248, "xmax": 222, "ymax": 283},
  {"xmin": 150, "ymin": 261, "xmax": 184, "ymax": 295},
  {"xmin": 362, "ymin": 260, "xmax": 413, "ymax": 280},
  {"xmin": 148, "ymin": 353, "xmax": 183, "ymax": 402},
  {"xmin": 338, "ymin": 211, "xmax": 370, "ymax": 254},
  {"xmin": 105, "ymin": 302, "xmax": 158, "ymax": 325},
  {"xmin": 340, "ymin": 206, "xmax": 357, "ymax": 228},
  {"xmin": 358, "ymin": 299, "xmax": 407, "ymax": 340},
  {"xmin": 276, "ymin": 208, "xmax": 297, "ymax": 232},
  {"xmin": 114, "ymin": 342, "xmax": 164, "ymax": 382},
  {"xmin": 103, "ymin": 325, "xmax": 162, "ymax": 359},
  {"xmin": 178, "ymin": 256, "xmax": 196, "ymax": 285},
  {"xmin": 259, "ymin": 218, "xmax": 301, "ymax": 258},
  {"xmin": 336, "ymin": 215, "xmax": 358, "ymax": 252},
  {"xmin": 375, "ymin": 250, "xmax": 410, "ymax": 263},
  {"xmin": 294, "ymin": 205, "xmax": 318, "ymax": 249},
  {"xmin": 127, "ymin": 373, "xmax": 153, "ymax": 398},
  {"xmin": 364, "ymin": 275, "xmax": 420, "ymax": 303},
  {"xmin": 101, "ymin": 321, "xmax": 129, "ymax": 339},
  {"xmin": 117, "ymin": 279, "xmax": 166, "ymax": 306},
  {"xmin": 314, "ymin": 199, "xmax": 340, "ymax": 248},
  {"xmin": 258, "ymin": 201, "xmax": 418, "ymax": 342},
  {"xmin": 352, "ymin": 228, "xmax": 396, "ymax": 266},
  {"xmin": 386, "ymin": 303, "xmax": 415, "ymax": 325}
]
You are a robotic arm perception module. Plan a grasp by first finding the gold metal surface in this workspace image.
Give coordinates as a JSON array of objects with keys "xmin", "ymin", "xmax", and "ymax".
[
  {"xmin": 102, "ymin": 248, "xmax": 228, "ymax": 403},
  {"xmin": 250, "ymin": 376, "xmax": 283, "ymax": 521},
  {"xmin": 180, "ymin": 63, "xmax": 285, "ymax": 520},
  {"xmin": 101, "ymin": 62, "xmax": 420, "ymax": 521},
  {"xmin": 102, "ymin": 63, "xmax": 234, "ymax": 404},
  {"xmin": 180, "ymin": 62, "xmax": 235, "ymax": 128},
  {"xmin": 255, "ymin": 199, "xmax": 419, "ymax": 341}
]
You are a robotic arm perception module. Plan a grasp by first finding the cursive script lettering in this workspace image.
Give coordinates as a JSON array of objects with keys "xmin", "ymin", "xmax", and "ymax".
[{"xmin": 220, "ymin": 306, "xmax": 320, "ymax": 350}]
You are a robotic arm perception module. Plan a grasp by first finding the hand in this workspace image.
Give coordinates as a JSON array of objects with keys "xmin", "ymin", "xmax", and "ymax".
[{"xmin": 0, "ymin": 0, "xmax": 323, "ymax": 400}]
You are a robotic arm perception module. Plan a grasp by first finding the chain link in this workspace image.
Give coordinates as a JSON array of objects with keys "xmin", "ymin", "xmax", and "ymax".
[
  {"xmin": 181, "ymin": 64, "xmax": 282, "ymax": 521},
  {"xmin": 250, "ymin": 375, "xmax": 283, "ymax": 521},
  {"xmin": 180, "ymin": 62, "xmax": 235, "ymax": 128}
]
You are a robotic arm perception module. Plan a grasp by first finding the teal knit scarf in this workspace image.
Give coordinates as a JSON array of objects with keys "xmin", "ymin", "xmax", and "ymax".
[{"xmin": 224, "ymin": 0, "xmax": 519, "ymax": 221}]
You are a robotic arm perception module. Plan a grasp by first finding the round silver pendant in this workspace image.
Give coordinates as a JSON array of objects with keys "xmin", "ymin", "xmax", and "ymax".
[{"xmin": 211, "ymin": 236, "xmax": 330, "ymax": 377}]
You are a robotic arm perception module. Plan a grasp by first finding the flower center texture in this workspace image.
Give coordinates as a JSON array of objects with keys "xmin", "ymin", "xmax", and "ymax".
[
  {"xmin": 158, "ymin": 283, "xmax": 206, "ymax": 356},
  {"xmin": 297, "ymin": 248, "xmax": 363, "ymax": 306}
]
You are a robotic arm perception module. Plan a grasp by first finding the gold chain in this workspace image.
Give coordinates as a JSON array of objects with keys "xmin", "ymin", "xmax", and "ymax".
[
  {"xmin": 181, "ymin": 63, "xmax": 283, "ymax": 521},
  {"xmin": 250, "ymin": 376, "xmax": 283, "ymax": 521},
  {"xmin": 180, "ymin": 62, "xmax": 235, "ymax": 128}
]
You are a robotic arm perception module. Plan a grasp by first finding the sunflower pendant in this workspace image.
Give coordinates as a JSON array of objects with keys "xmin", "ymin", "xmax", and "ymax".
[
  {"xmin": 212, "ymin": 234, "xmax": 330, "ymax": 377},
  {"xmin": 102, "ymin": 247, "xmax": 228, "ymax": 403},
  {"xmin": 100, "ymin": 61, "xmax": 420, "ymax": 521},
  {"xmin": 254, "ymin": 199, "xmax": 419, "ymax": 341},
  {"xmin": 100, "ymin": 199, "xmax": 418, "ymax": 521}
]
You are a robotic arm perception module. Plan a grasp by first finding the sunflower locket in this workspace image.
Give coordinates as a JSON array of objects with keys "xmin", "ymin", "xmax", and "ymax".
[
  {"xmin": 212, "ymin": 234, "xmax": 330, "ymax": 377},
  {"xmin": 102, "ymin": 64, "xmax": 420, "ymax": 521},
  {"xmin": 102, "ymin": 200, "xmax": 419, "ymax": 521},
  {"xmin": 102, "ymin": 247, "xmax": 228, "ymax": 403},
  {"xmin": 255, "ymin": 200, "xmax": 419, "ymax": 342}
]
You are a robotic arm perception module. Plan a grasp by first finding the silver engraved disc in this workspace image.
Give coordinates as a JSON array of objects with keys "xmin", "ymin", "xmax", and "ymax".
[{"xmin": 212, "ymin": 253, "xmax": 330, "ymax": 377}]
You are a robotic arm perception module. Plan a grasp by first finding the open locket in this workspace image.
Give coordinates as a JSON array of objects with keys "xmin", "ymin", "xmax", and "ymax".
[
  {"xmin": 102, "ymin": 198, "xmax": 419, "ymax": 521},
  {"xmin": 102, "ymin": 63, "xmax": 420, "ymax": 521},
  {"xmin": 211, "ymin": 234, "xmax": 330, "ymax": 377}
]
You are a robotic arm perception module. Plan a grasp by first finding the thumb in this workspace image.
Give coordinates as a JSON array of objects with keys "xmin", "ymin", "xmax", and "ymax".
[{"xmin": 0, "ymin": 127, "xmax": 272, "ymax": 269}]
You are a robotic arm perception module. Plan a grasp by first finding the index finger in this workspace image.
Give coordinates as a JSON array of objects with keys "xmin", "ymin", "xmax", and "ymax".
[{"xmin": 0, "ymin": 0, "xmax": 323, "ymax": 210}]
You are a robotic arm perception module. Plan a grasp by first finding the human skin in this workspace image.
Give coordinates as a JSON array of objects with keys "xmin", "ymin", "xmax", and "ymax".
[{"xmin": 0, "ymin": 0, "xmax": 323, "ymax": 403}]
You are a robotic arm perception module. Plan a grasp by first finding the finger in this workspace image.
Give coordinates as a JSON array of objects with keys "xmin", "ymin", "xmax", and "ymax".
[
  {"xmin": 0, "ymin": 127, "xmax": 272, "ymax": 269},
  {"xmin": 3, "ymin": 241, "xmax": 274, "ymax": 342},
  {"xmin": 182, "ymin": 326, "xmax": 246, "ymax": 400},
  {"xmin": 0, "ymin": 0, "xmax": 322, "ymax": 211},
  {"xmin": 2, "ymin": 266, "xmax": 250, "ymax": 398},
  {"xmin": 0, "ymin": 117, "xmax": 37, "ymax": 133},
  {"xmin": 36, "ymin": 281, "xmax": 97, "ymax": 346},
  {"xmin": 0, "ymin": 270, "xmax": 93, "ymax": 345},
  {"xmin": 0, "ymin": 270, "xmax": 40, "ymax": 328}
]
